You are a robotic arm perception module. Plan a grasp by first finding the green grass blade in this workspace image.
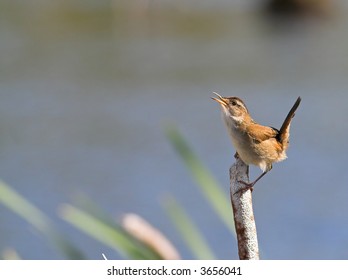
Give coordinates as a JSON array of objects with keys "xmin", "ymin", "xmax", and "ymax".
[
  {"xmin": 59, "ymin": 204, "xmax": 162, "ymax": 260},
  {"xmin": 0, "ymin": 181, "xmax": 51, "ymax": 232},
  {"xmin": 163, "ymin": 196, "xmax": 215, "ymax": 259},
  {"xmin": 165, "ymin": 125, "xmax": 235, "ymax": 235},
  {"xmin": 0, "ymin": 180, "xmax": 84, "ymax": 259}
]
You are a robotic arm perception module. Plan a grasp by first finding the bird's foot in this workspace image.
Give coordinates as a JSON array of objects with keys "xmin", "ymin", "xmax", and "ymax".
[{"xmin": 234, "ymin": 180, "xmax": 254, "ymax": 195}]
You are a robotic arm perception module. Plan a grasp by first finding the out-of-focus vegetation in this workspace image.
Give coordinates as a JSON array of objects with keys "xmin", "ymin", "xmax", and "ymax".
[{"xmin": 0, "ymin": 127, "xmax": 234, "ymax": 259}]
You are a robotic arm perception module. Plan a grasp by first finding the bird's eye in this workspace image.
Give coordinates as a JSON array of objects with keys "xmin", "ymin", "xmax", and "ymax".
[{"xmin": 231, "ymin": 100, "xmax": 237, "ymax": 106}]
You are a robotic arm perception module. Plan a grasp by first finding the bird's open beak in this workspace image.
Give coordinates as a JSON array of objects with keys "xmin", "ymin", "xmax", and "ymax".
[{"xmin": 211, "ymin": 92, "xmax": 228, "ymax": 106}]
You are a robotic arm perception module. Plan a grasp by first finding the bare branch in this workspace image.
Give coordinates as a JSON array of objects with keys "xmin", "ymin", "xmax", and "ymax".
[{"xmin": 230, "ymin": 158, "xmax": 259, "ymax": 260}]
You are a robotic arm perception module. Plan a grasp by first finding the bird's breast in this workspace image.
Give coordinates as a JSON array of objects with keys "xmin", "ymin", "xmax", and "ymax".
[{"xmin": 222, "ymin": 115, "xmax": 271, "ymax": 171}]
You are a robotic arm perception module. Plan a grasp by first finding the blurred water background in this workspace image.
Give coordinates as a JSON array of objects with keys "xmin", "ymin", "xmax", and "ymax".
[{"xmin": 1, "ymin": 0, "xmax": 348, "ymax": 259}]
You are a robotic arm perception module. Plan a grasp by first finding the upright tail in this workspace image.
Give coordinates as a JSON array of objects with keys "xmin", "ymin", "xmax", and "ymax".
[{"xmin": 278, "ymin": 96, "xmax": 301, "ymax": 149}]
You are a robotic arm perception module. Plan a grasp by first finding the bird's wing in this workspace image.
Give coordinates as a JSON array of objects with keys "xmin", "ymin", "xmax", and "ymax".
[{"xmin": 247, "ymin": 123, "xmax": 279, "ymax": 143}]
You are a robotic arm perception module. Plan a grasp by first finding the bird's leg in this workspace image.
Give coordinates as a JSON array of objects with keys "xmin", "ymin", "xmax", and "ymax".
[
  {"xmin": 235, "ymin": 171, "xmax": 268, "ymax": 195},
  {"xmin": 234, "ymin": 152, "xmax": 250, "ymax": 176}
]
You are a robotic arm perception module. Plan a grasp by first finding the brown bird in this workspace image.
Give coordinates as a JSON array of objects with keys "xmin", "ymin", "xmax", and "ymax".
[{"xmin": 212, "ymin": 93, "xmax": 301, "ymax": 192}]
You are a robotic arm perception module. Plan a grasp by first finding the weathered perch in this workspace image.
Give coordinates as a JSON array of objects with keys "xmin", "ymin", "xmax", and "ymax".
[{"xmin": 230, "ymin": 158, "xmax": 259, "ymax": 260}]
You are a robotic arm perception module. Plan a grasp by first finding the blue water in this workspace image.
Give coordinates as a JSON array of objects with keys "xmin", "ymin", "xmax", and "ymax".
[{"xmin": 0, "ymin": 2, "xmax": 347, "ymax": 259}]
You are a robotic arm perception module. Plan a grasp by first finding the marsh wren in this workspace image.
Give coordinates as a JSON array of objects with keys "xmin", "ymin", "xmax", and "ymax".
[{"xmin": 212, "ymin": 93, "xmax": 301, "ymax": 192}]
